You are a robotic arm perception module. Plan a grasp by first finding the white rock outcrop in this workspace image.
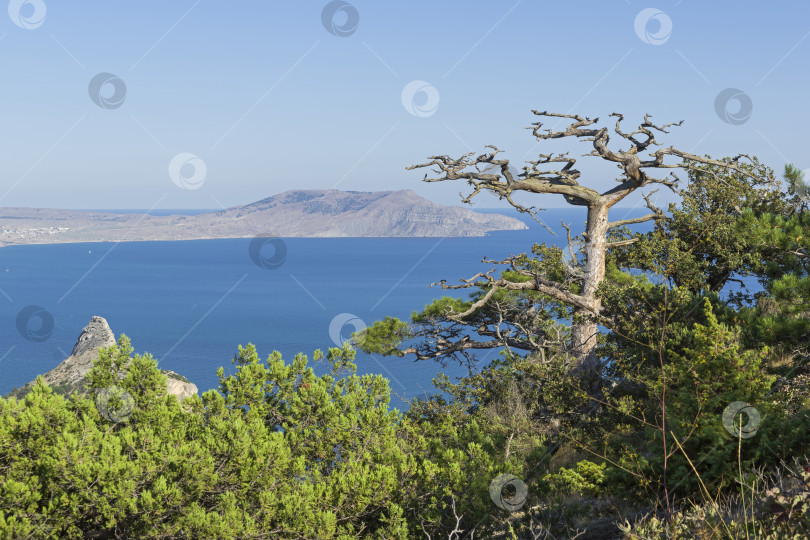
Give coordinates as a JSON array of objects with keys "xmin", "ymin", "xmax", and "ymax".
[{"xmin": 18, "ymin": 316, "xmax": 198, "ymax": 403}]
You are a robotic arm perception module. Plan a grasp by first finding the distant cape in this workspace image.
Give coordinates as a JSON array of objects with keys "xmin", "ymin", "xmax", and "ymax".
[{"xmin": 0, "ymin": 190, "xmax": 527, "ymax": 246}]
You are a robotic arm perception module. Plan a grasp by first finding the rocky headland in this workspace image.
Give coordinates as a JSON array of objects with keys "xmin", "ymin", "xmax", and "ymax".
[{"xmin": 6, "ymin": 316, "xmax": 198, "ymax": 402}]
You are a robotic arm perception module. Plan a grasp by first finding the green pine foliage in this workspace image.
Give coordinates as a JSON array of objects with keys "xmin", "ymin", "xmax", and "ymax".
[
  {"xmin": 0, "ymin": 339, "xmax": 494, "ymax": 538},
  {"xmin": 2, "ymin": 156, "xmax": 810, "ymax": 537}
]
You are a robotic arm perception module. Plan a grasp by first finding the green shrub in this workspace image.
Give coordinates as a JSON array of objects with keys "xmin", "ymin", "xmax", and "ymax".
[{"xmin": 544, "ymin": 460, "xmax": 606, "ymax": 497}]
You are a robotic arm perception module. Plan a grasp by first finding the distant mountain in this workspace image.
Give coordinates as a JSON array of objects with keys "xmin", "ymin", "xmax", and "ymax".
[{"xmin": 0, "ymin": 190, "xmax": 527, "ymax": 246}]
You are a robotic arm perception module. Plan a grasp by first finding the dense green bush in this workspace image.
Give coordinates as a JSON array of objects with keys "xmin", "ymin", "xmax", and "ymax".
[{"xmin": 0, "ymin": 337, "xmax": 539, "ymax": 538}]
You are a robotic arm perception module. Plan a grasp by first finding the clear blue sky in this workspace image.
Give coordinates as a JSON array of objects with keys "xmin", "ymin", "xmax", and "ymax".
[{"xmin": 0, "ymin": 1, "xmax": 808, "ymax": 210}]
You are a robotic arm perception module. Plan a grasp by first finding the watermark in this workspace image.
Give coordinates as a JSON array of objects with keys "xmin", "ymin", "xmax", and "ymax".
[
  {"xmin": 249, "ymin": 234, "xmax": 287, "ymax": 270},
  {"xmin": 401, "ymin": 80, "xmax": 440, "ymax": 118},
  {"xmin": 95, "ymin": 385, "xmax": 135, "ymax": 423},
  {"xmin": 8, "ymin": 0, "xmax": 46, "ymax": 29},
  {"xmin": 489, "ymin": 473, "xmax": 528, "ymax": 512},
  {"xmin": 168, "ymin": 153, "xmax": 207, "ymax": 190},
  {"xmin": 329, "ymin": 312, "xmax": 366, "ymax": 347},
  {"xmin": 16, "ymin": 305, "xmax": 54, "ymax": 342},
  {"xmin": 722, "ymin": 401, "xmax": 760, "ymax": 439},
  {"xmin": 634, "ymin": 8, "xmax": 672, "ymax": 45},
  {"xmin": 714, "ymin": 88, "xmax": 753, "ymax": 125},
  {"xmin": 321, "ymin": 1, "xmax": 359, "ymax": 37},
  {"xmin": 88, "ymin": 73, "xmax": 127, "ymax": 110}
]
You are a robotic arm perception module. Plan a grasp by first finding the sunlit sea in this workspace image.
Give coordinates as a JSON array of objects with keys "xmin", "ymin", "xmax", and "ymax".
[{"xmin": 0, "ymin": 207, "xmax": 650, "ymax": 406}]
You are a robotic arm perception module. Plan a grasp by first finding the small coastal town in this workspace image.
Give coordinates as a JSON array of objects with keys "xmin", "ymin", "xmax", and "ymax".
[{"xmin": 0, "ymin": 226, "xmax": 69, "ymax": 242}]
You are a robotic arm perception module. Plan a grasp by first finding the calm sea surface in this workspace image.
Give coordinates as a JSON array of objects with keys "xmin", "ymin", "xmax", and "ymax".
[{"xmin": 0, "ymin": 208, "xmax": 651, "ymax": 406}]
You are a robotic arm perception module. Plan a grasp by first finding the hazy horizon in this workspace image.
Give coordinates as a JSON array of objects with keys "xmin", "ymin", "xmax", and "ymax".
[
  {"xmin": 0, "ymin": 2, "xmax": 807, "ymax": 213},
  {"xmin": 0, "ymin": 188, "xmax": 648, "ymax": 211}
]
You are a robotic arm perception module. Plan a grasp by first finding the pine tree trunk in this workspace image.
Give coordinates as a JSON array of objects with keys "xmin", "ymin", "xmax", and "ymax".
[{"xmin": 570, "ymin": 203, "xmax": 610, "ymax": 373}]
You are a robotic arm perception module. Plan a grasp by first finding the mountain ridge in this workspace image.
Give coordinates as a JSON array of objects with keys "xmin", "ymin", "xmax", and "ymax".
[{"xmin": 0, "ymin": 189, "xmax": 527, "ymax": 246}]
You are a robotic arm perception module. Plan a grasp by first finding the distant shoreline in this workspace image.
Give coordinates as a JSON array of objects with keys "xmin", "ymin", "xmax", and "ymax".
[
  {"xmin": 0, "ymin": 189, "xmax": 529, "ymax": 247},
  {"xmin": 0, "ymin": 233, "xmax": 513, "ymax": 249}
]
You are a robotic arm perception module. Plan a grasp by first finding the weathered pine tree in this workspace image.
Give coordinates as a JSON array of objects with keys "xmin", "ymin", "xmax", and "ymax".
[{"xmin": 400, "ymin": 111, "xmax": 759, "ymax": 372}]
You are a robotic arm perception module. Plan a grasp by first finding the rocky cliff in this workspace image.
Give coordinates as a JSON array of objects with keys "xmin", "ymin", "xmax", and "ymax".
[
  {"xmin": 0, "ymin": 189, "xmax": 528, "ymax": 246},
  {"xmin": 7, "ymin": 316, "xmax": 198, "ymax": 403}
]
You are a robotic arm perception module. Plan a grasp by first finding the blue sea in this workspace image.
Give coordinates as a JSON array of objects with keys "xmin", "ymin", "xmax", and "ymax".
[{"xmin": 0, "ymin": 207, "xmax": 651, "ymax": 406}]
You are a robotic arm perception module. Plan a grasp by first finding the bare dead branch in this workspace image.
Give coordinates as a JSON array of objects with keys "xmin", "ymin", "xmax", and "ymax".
[
  {"xmin": 606, "ymin": 238, "xmax": 640, "ymax": 248},
  {"xmin": 607, "ymin": 213, "xmax": 661, "ymax": 230},
  {"xmin": 560, "ymin": 221, "xmax": 586, "ymax": 279},
  {"xmin": 433, "ymin": 269, "xmax": 591, "ymax": 315}
]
